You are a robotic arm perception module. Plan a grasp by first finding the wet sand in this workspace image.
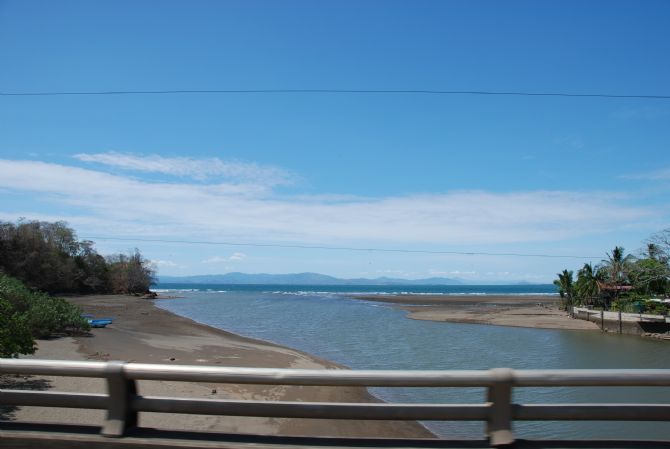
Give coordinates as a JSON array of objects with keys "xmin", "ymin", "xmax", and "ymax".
[
  {"xmin": 6, "ymin": 294, "xmax": 433, "ymax": 438},
  {"xmin": 352, "ymin": 294, "xmax": 599, "ymax": 331}
]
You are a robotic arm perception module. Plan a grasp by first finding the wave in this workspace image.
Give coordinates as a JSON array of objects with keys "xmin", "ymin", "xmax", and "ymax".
[
  {"xmin": 154, "ymin": 288, "xmax": 227, "ymax": 294},
  {"xmin": 265, "ymin": 291, "xmax": 339, "ymax": 297},
  {"xmin": 154, "ymin": 283, "xmax": 558, "ymax": 296},
  {"xmin": 153, "ymin": 288, "xmax": 199, "ymax": 293},
  {"xmin": 343, "ymin": 291, "xmax": 559, "ymax": 296}
]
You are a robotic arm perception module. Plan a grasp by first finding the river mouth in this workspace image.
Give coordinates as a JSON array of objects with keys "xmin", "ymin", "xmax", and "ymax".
[{"xmin": 156, "ymin": 288, "xmax": 670, "ymax": 440}]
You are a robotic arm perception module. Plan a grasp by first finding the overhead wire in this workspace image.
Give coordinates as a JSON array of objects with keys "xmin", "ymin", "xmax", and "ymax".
[
  {"xmin": 11, "ymin": 86, "xmax": 635, "ymax": 260},
  {"xmin": 82, "ymin": 236, "xmax": 601, "ymax": 259},
  {"xmin": 1, "ymin": 88, "xmax": 669, "ymax": 100}
]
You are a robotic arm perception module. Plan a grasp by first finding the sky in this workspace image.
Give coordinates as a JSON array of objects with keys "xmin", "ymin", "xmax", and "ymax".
[{"xmin": 1, "ymin": 0, "xmax": 669, "ymax": 283}]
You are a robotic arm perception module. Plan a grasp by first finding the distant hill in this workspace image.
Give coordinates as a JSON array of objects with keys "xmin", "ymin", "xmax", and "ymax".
[{"xmin": 158, "ymin": 272, "xmax": 464, "ymax": 285}]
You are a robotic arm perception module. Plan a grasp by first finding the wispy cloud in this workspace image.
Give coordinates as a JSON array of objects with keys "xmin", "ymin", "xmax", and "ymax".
[
  {"xmin": 429, "ymin": 270, "xmax": 477, "ymax": 276},
  {"xmin": 621, "ymin": 167, "xmax": 670, "ymax": 181},
  {"xmin": 202, "ymin": 253, "xmax": 247, "ymax": 264},
  {"xmin": 152, "ymin": 259, "xmax": 178, "ymax": 267},
  {"xmin": 229, "ymin": 252, "xmax": 246, "ymax": 261},
  {"xmin": 374, "ymin": 269, "xmax": 416, "ymax": 278},
  {"xmin": 74, "ymin": 152, "xmax": 295, "ymax": 186},
  {"xmin": 0, "ymin": 159, "xmax": 656, "ymax": 247},
  {"xmin": 201, "ymin": 256, "xmax": 229, "ymax": 264}
]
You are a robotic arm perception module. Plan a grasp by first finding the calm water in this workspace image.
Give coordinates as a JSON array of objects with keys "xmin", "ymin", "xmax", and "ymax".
[{"xmin": 155, "ymin": 285, "xmax": 670, "ymax": 440}]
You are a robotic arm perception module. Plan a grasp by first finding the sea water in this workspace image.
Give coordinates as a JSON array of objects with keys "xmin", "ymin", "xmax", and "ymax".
[{"xmin": 155, "ymin": 285, "xmax": 670, "ymax": 440}]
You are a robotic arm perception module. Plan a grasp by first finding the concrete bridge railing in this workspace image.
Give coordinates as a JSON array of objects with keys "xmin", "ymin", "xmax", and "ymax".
[{"xmin": 2, "ymin": 359, "xmax": 670, "ymax": 447}]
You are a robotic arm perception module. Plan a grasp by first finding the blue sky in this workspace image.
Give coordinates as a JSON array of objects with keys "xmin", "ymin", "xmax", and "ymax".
[{"xmin": 1, "ymin": 0, "xmax": 669, "ymax": 283}]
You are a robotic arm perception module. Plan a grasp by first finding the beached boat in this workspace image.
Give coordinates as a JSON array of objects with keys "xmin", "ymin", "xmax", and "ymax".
[{"xmin": 88, "ymin": 318, "xmax": 113, "ymax": 328}]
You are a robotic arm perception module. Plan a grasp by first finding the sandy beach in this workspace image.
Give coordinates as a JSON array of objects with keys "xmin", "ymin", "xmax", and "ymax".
[
  {"xmin": 352, "ymin": 294, "xmax": 600, "ymax": 331},
  {"xmin": 4, "ymin": 294, "xmax": 433, "ymax": 439}
]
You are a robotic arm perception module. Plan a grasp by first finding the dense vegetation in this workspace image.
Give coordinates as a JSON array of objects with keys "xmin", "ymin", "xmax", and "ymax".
[
  {"xmin": 554, "ymin": 229, "xmax": 670, "ymax": 314},
  {"xmin": 0, "ymin": 220, "xmax": 155, "ymax": 295},
  {"xmin": 0, "ymin": 220, "xmax": 158, "ymax": 357},
  {"xmin": 0, "ymin": 272, "xmax": 90, "ymax": 357}
]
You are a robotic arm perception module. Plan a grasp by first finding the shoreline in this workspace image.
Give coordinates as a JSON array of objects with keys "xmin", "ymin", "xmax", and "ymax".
[
  {"xmin": 351, "ymin": 294, "xmax": 600, "ymax": 331},
  {"xmin": 8, "ymin": 291, "xmax": 600, "ymax": 437},
  {"xmin": 9, "ymin": 294, "xmax": 434, "ymax": 439}
]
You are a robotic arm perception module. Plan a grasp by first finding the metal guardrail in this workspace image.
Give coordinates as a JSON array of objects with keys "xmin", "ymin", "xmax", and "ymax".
[{"xmin": 1, "ymin": 360, "xmax": 670, "ymax": 447}]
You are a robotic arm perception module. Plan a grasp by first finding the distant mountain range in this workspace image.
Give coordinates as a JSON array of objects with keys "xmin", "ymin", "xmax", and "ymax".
[{"xmin": 158, "ymin": 272, "xmax": 465, "ymax": 285}]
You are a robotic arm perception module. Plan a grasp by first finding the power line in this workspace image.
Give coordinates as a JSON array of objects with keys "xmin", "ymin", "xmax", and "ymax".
[
  {"xmin": 1, "ymin": 88, "xmax": 669, "ymax": 100},
  {"xmin": 83, "ymin": 235, "xmax": 601, "ymax": 259}
]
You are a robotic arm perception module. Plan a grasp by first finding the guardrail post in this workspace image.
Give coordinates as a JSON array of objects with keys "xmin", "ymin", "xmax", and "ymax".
[
  {"xmin": 101, "ymin": 361, "xmax": 137, "ymax": 438},
  {"xmin": 487, "ymin": 368, "xmax": 514, "ymax": 447}
]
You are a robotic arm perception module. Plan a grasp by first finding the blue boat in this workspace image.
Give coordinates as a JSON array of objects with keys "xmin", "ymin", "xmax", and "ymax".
[{"xmin": 88, "ymin": 318, "xmax": 113, "ymax": 328}]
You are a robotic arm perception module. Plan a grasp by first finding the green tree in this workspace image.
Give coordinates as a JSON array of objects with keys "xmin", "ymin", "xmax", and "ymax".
[
  {"xmin": 597, "ymin": 246, "xmax": 636, "ymax": 307},
  {"xmin": 644, "ymin": 242, "xmax": 666, "ymax": 262},
  {"xmin": 553, "ymin": 269, "xmax": 574, "ymax": 310},
  {"xmin": 602, "ymin": 247, "xmax": 630, "ymax": 284},
  {"xmin": 107, "ymin": 249, "xmax": 156, "ymax": 294},
  {"xmin": 0, "ymin": 297, "xmax": 34, "ymax": 357},
  {"xmin": 630, "ymin": 242, "xmax": 670, "ymax": 296},
  {"xmin": 0, "ymin": 273, "xmax": 88, "ymax": 357},
  {"xmin": 575, "ymin": 263, "xmax": 601, "ymax": 306},
  {"xmin": 0, "ymin": 220, "xmax": 81, "ymax": 292},
  {"xmin": 0, "ymin": 220, "xmax": 125, "ymax": 294},
  {"xmin": 74, "ymin": 240, "xmax": 110, "ymax": 292},
  {"xmin": 0, "ymin": 220, "xmax": 159, "ymax": 296}
]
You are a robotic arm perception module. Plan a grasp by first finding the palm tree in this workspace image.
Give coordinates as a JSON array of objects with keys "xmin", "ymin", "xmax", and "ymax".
[
  {"xmin": 599, "ymin": 246, "xmax": 635, "ymax": 307},
  {"xmin": 575, "ymin": 263, "xmax": 601, "ymax": 306},
  {"xmin": 553, "ymin": 269, "xmax": 574, "ymax": 311},
  {"xmin": 645, "ymin": 243, "xmax": 661, "ymax": 261},
  {"xmin": 604, "ymin": 247, "xmax": 625, "ymax": 283}
]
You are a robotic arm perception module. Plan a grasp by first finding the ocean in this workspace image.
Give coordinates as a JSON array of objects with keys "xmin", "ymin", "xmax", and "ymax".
[
  {"xmin": 154, "ymin": 284, "xmax": 670, "ymax": 440},
  {"xmin": 154, "ymin": 283, "xmax": 559, "ymax": 296}
]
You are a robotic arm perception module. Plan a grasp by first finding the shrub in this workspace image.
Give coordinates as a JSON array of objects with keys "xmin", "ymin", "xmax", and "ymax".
[
  {"xmin": 0, "ymin": 272, "xmax": 89, "ymax": 357},
  {"xmin": 0, "ymin": 296, "xmax": 34, "ymax": 357},
  {"xmin": 643, "ymin": 300, "xmax": 669, "ymax": 316}
]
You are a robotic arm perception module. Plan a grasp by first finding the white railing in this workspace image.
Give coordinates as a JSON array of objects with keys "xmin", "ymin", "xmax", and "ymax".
[
  {"xmin": 2, "ymin": 359, "xmax": 670, "ymax": 447},
  {"xmin": 573, "ymin": 306, "xmax": 670, "ymax": 323}
]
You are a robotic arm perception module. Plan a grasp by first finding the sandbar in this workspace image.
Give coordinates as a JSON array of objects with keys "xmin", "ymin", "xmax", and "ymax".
[
  {"xmin": 4, "ymin": 294, "xmax": 433, "ymax": 439},
  {"xmin": 352, "ymin": 294, "xmax": 599, "ymax": 331}
]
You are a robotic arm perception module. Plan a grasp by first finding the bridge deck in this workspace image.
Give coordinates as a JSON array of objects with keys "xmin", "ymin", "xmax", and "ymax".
[{"xmin": 0, "ymin": 422, "xmax": 666, "ymax": 449}]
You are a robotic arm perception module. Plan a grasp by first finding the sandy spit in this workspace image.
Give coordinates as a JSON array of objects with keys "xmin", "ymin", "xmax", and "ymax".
[
  {"xmin": 352, "ymin": 294, "xmax": 600, "ymax": 331},
  {"xmin": 4, "ymin": 294, "xmax": 434, "ymax": 439}
]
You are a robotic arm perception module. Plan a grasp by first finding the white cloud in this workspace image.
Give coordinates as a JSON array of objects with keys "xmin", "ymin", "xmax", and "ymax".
[
  {"xmin": 229, "ymin": 252, "xmax": 246, "ymax": 261},
  {"xmin": 429, "ymin": 270, "xmax": 477, "ymax": 276},
  {"xmin": 0, "ymin": 159, "xmax": 656, "ymax": 247},
  {"xmin": 202, "ymin": 253, "xmax": 247, "ymax": 264},
  {"xmin": 374, "ymin": 269, "xmax": 414, "ymax": 277},
  {"xmin": 201, "ymin": 256, "xmax": 228, "ymax": 264},
  {"xmin": 152, "ymin": 259, "xmax": 177, "ymax": 267},
  {"xmin": 74, "ymin": 152, "xmax": 295, "ymax": 186}
]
